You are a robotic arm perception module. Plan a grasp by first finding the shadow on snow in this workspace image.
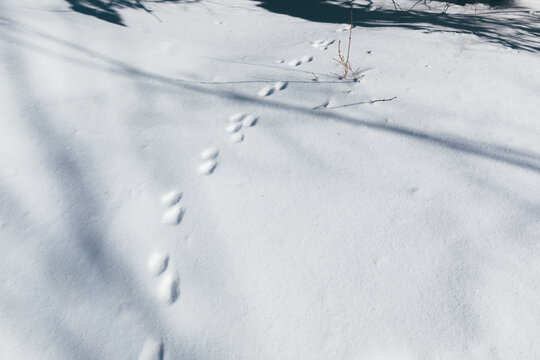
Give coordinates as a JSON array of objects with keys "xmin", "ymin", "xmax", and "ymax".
[
  {"xmin": 64, "ymin": 0, "xmax": 200, "ymax": 26},
  {"xmin": 253, "ymin": 0, "xmax": 540, "ymax": 52},
  {"xmin": 1, "ymin": 20, "xmax": 539, "ymax": 174}
]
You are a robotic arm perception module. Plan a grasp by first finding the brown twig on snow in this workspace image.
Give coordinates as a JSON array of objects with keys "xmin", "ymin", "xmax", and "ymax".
[
  {"xmin": 332, "ymin": 40, "xmax": 364, "ymax": 82},
  {"xmin": 390, "ymin": 0, "xmax": 403, "ymax": 11},
  {"xmin": 442, "ymin": 2, "xmax": 450, "ymax": 14},
  {"xmin": 408, "ymin": 0, "xmax": 423, "ymax": 12},
  {"xmin": 473, "ymin": 0, "xmax": 478, "ymax": 33},
  {"xmin": 369, "ymin": 96, "xmax": 397, "ymax": 104},
  {"xmin": 313, "ymin": 101, "xmax": 330, "ymax": 109},
  {"xmin": 314, "ymin": 97, "xmax": 397, "ymax": 110},
  {"xmin": 331, "ymin": 4, "xmax": 363, "ymax": 82}
]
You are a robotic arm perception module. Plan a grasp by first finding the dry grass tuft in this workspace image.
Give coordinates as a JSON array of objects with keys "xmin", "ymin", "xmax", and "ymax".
[{"xmin": 331, "ymin": 7, "xmax": 363, "ymax": 82}]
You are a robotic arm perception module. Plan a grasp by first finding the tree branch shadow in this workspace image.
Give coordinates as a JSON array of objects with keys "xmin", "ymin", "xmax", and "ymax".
[
  {"xmin": 253, "ymin": 0, "xmax": 540, "ymax": 52},
  {"xmin": 0, "ymin": 33, "xmax": 203, "ymax": 360},
  {"xmin": 64, "ymin": 0, "xmax": 201, "ymax": 26},
  {"xmin": 2, "ymin": 19, "xmax": 540, "ymax": 356},
  {"xmin": 1, "ymin": 21, "xmax": 539, "ymax": 175}
]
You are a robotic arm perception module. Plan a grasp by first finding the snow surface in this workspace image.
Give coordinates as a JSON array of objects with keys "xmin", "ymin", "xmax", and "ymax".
[{"xmin": 1, "ymin": 0, "xmax": 540, "ymax": 359}]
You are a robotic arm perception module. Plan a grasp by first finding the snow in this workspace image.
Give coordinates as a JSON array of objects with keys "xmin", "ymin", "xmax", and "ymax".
[
  {"xmin": 148, "ymin": 252, "xmax": 169, "ymax": 276},
  {"xmin": 516, "ymin": 0, "xmax": 540, "ymax": 11},
  {"xmin": 0, "ymin": 0, "xmax": 539, "ymax": 359},
  {"xmin": 161, "ymin": 190, "xmax": 182, "ymax": 207},
  {"xmin": 139, "ymin": 337, "xmax": 164, "ymax": 360}
]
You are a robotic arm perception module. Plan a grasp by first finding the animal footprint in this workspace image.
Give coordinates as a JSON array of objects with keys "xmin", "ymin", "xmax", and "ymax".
[
  {"xmin": 198, "ymin": 147, "xmax": 219, "ymax": 175},
  {"xmin": 229, "ymin": 132, "xmax": 244, "ymax": 144},
  {"xmin": 229, "ymin": 112, "xmax": 245, "ymax": 122},
  {"xmin": 258, "ymin": 85, "xmax": 274, "ymax": 97},
  {"xmin": 198, "ymin": 159, "xmax": 217, "ymax": 175},
  {"xmin": 162, "ymin": 204, "xmax": 184, "ymax": 225},
  {"xmin": 225, "ymin": 122, "xmax": 242, "ymax": 133},
  {"xmin": 311, "ymin": 39, "xmax": 335, "ymax": 50},
  {"xmin": 227, "ymin": 112, "xmax": 258, "ymax": 144},
  {"xmin": 161, "ymin": 190, "xmax": 185, "ymax": 225},
  {"xmin": 201, "ymin": 147, "xmax": 219, "ymax": 160},
  {"xmin": 242, "ymin": 114, "xmax": 258, "ymax": 127},
  {"xmin": 138, "ymin": 337, "xmax": 164, "ymax": 360},
  {"xmin": 160, "ymin": 190, "xmax": 182, "ymax": 207},
  {"xmin": 158, "ymin": 272, "xmax": 180, "ymax": 304},
  {"xmin": 274, "ymin": 81, "xmax": 287, "ymax": 91},
  {"xmin": 148, "ymin": 252, "xmax": 169, "ymax": 276},
  {"xmin": 258, "ymin": 81, "xmax": 287, "ymax": 97},
  {"xmin": 147, "ymin": 252, "xmax": 180, "ymax": 305},
  {"xmin": 288, "ymin": 55, "xmax": 313, "ymax": 67},
  {"xmin": 288, "ymin": 58, "xmax": 302, "ymax": 66}
]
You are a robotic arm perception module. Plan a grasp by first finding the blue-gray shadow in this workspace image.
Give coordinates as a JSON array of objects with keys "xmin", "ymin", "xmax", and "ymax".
[
  {"xmin": 253, "ymin": 0, "xmax": 540, "ymax": 52},
  {"xmin": 64, "ymin": 0, "xmax": 200, "ymax": 26}
]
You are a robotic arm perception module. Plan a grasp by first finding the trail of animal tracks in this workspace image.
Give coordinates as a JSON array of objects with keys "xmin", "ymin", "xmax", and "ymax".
[{"xmin": 0, "ymin": 0, "xmax": 539, "ymax": 359}]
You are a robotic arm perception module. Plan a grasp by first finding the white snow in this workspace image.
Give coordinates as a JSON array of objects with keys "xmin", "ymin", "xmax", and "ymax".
[
  {"xmin": 1, "ymin": 0, "xmax": 540, "ymax": 359},
  {"xmin": 274, "ymin": 80, "xmax": 288, "ymax": 90},
  {"xmin": 157, "ymin": 272, "xmax": 180, "ymax": 305},
  {"xmin": 516, "ymin": 0, "xmax": 540, "ymax": 10},
  {"xmin": 229, "ymin": 132, "xmax": 245, "ymax": 143},
  {"xmin": 148, "ymin": 252, "xmax": 169, "ymax": 276},
  {"xmin": 197, "ymin": 159, "xmax": 218, "ymax": 175},
  {"xmin": 161, "ymin": 204, "xmax": 185, "ymax": 225},
  {"xmin": 200, "ymin": 147, "xmax": 219, "ymax": 160},
  {"xmin": 228, "ymin": 112, "xmax": 246, "ymax": 123},
  {"xmin": 257, "ymin": 85, "xmax": 275, "ymax": 97},
  {"xmin": 242, "ymin": 114, "xmax": 258, "ymax": 127},
  {"xmin": 225, "ymin": 122, "xmax": 242, "ymax": 133},
  {"xmin": 138, "ymin": 337, "xmax": 163, "ymax": 360},
  {"xmin": 160, "ymin": 190, "xmax": 182, "ymax": 207}
]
